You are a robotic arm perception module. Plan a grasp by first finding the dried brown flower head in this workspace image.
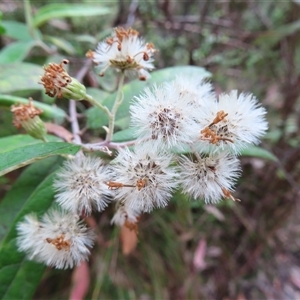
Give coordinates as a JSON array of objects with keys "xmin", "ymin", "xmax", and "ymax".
[
  {"xmin": 11, "ymin": 98, "xmax": 43, "ymax": 129},
  {"xmin": 40, "ymin": 59, "xmax": 71, "ymax": 98},
  {"xmin": 11, "ymin": 98, "xmax": 47, "ymax": 140}
]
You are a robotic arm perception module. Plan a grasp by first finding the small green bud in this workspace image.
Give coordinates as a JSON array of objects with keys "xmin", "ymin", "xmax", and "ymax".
[
  {"xmin": 61, "ymin": 77, "xmax": 87, "ymax": 101},
  {"xmin": 11, "ymin": 99, "xmax": 47, "ymax": 141}
]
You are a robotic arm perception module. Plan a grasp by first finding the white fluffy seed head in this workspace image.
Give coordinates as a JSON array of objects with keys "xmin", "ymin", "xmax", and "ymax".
[
  {"xmin": 130, "ymin": 83, "xmax": 200, "ymax": 150},
  {"xmin": 170, "ymin": 75, "xmax": 216, "ymax": 109},
  {"xmin": 53, "ymin": 155, "xmax": 112, "ymax": 215},
  {"xmin": 16, "ymin": 209, "xmax": 95, "ymax": 269},
  {"xmin": 197, "ymin": 90, "xmax": 268, "ymax": 153},
  {"xmin": 177, "ymin": 152, "xmax": 241, "ymax": 203},
  {"xmin": 16, "ymin": 213, "xmax": 41, "ymax": 259},
  {"xmin": 111, "ymin": 201, "xmax": 141, "ymax": 227},
  {"xmin": 93, "ymin": 27, "xmax": 156, "ymax": 80},
  {"xmin": 110, "ymin": 146, "xmax": 178, "ymax": 212}
]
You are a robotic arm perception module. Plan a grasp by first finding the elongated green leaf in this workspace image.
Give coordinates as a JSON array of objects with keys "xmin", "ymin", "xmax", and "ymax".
[
  {"xmin": 0, "ymin": 63, "xmax": 43, "ymax": 94},
  {"xmin": 0, "ymin": 164, "xmax": 61, "ymax": 299},
  {"xmin": 0, "ymin": 142, "xmax": 80, "ymax": 176},
  {"xmin": 0, "ymin": 134, "xmax": 61, "ymax": 154},
  {"xmin": 1, "ymin": 21, "xmax": 33, "ymax": 41},
  {"xmin": 254, "ymin": 20, "xmax": 300, "ymax": 48},
  {"xmin": 0, "ymin": 41, "xmax": 36, "ymax": 63},
  {"xmin": 86, "ymin": 66, "xmax": 211, "ymax": 129},
  {"xmin": 33, "ymin": 4, "xmax": 111, "ymax": 27},
  {"xmin": 0, "ymin": 95, "xmax": 66, "ymax": 121},
  {"xmin": 240, "ymin": 145, "xmax": 278, "ymax": 161},
  {"xmin": 44, "ymin": 35, "xmax": 76, "ymax": 55}
]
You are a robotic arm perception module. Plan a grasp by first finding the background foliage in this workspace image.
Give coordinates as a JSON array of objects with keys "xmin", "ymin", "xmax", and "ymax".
[{"xmin": 0, "ymin": 0, "xmax": 300, "ymax": 299}]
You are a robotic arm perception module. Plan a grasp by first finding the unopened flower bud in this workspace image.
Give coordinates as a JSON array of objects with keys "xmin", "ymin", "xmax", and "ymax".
[
  {"xmin": 11, "ymin": 98, "xmax": 47, "ymax": 141},
  {"xmin": 61, "ymin": 77, "xmax": 87, "ymax": 101},
  {"xmin": 39, "ymin": 60, "xmax": 86, "ymax": 101}
]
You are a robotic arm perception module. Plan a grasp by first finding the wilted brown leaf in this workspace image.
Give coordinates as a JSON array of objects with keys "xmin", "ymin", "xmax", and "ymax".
[
  {"xmin": 120, "ymin": 224, "xmax": 138, "ymax": 255},
  {"xmin": 45, "ymin": 122, "xmax": 74, "ymax": 142}
]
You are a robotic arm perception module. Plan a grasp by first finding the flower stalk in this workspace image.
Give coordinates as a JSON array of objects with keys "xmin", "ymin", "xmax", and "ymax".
[{"xmin": 105, "ymin": 71, "xmax": 125, "ymax": 142}]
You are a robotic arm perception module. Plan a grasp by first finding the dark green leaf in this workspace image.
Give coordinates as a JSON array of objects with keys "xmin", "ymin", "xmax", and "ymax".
[
  {"xmin": 33, "ymin": 4, "xmax": 111, "ymax": 27},
  {"xmin": 0, "ymin": 134, "xmax": 61, "ymax": 154},
  {"xmin": 0, "ymin": 41, "xmax": 36, "ymax": 63},
  {"xmin": 0, "ymin": 95, "xmax": 66, "ymax": 121},
  {"xmin": 86, "ymin": 66, "xmax": 211, "ymax": 129},
  {"xmin": 0, "ymin": 142, "xmax": 80, "ymax": 176},
  {"xmin": 0, "ymin": 63, "xmax": 43, "ymax": 94}
]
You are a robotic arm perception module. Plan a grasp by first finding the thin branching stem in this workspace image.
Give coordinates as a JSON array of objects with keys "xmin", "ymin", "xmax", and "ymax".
[
  {"xmin": 82, "ymin": 140, "xmax": 136, "ymax": 152},
  {"xmin": 69, "ymin": 100, "xmax": 82, "ymax": 145},
  {"xmin": 84, "ymin": 94, "xmax": 112, "ymax": 118}
]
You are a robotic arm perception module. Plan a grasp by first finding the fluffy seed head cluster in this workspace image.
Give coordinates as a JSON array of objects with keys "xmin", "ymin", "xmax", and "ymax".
[
  {"xmin": 54, "ymin": 155, "xmax": 112, "ymax": 215},
  {"xmin": 109, "ymin": 146, "xmax": 178, "ymax": 212},
  {"xmin": 92, "ymin": 27, "xmax": 156, "ymax": 80},
  {"xmin": 16, "ymin": 209, "xmax": 95, "ymax": 269},
  {"xmin": 11, "ymin": 98, "xmax": 46, "ymax": 140},
  {"xmin": 16, "ymin": 34, "xmax": 269, "ymax": 270},
  {"xmin": 128, "ymin": 76, "xmax": 268, "ymax": 205}
]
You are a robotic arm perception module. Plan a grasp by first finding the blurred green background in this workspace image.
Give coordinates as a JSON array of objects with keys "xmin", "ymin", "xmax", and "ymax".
[{"xmin": 0, "ymin": 0, "xmax": 300, "ymax": 299}]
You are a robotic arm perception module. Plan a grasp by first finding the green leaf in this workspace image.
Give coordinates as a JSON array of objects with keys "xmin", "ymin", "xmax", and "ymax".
[
  {"xmin": 112, "ymin": 128, "xmax": 137, "ymax": 142},
  {"xmin": 0, "ymin": 41, "xmax": 36, "ymax": 63},
  {"xmin": 0, "ymin": 156, "xmax": 62, "ymax": 243},
  {"xmin": 44, "ymin": 35, "xmax": 76, "ymax": 55},
  {"xmin": 240, "ymin": 145, "xmax": 278, "ymax": 161},
  {"xmin": 1, "ymin": 21, "xmax": 33, "ymax": 41},
  {"xmin": 33, "ymin": 4, "xmax": 111, "ymax": 27},
  {"xmin": 86, "ymin": 66, "xmax": 211, "ymax": 129},
  {"xmin": 0, "ymin": 63, "xmax": 43, "ymax": 94},
  {"xmin": 0, "ymin": 134, "xmax": 61, "ymax": 154},
  {"xmin": 0, "ymin": 158, "xmax": 62, "ymax": 299},
  {"xmin": 254, "ymin": 20, "xmax": 300, "ymax": 48},
  {"xmin": 0, "ymin": 142, "xmax": 80, "ymax": 176},
  {"xmin": 0, "ymin": 95, "xmax": 66, "ymax": 121}
]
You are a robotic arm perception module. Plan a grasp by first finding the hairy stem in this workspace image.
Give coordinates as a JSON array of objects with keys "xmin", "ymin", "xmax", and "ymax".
[
  {"xmin": 105, "ymin": 71, "xmax": 125, "ymax": 142},
  {"xmin": 69, "ymin": 100, "xmax": 82, "ymax": 144}
]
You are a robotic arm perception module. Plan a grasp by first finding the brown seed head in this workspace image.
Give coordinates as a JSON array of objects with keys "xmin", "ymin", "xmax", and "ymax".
[
  {"xmin": 46, "ymin": 234, "xmax": 71, "ymax": 251},
  {"xmin": 11, "ymin": 98, "xmax": 43, "ymax": 129},
  {"xmin": 39, "ymin": 60, "xmax": 72, "ymax": 98}
]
